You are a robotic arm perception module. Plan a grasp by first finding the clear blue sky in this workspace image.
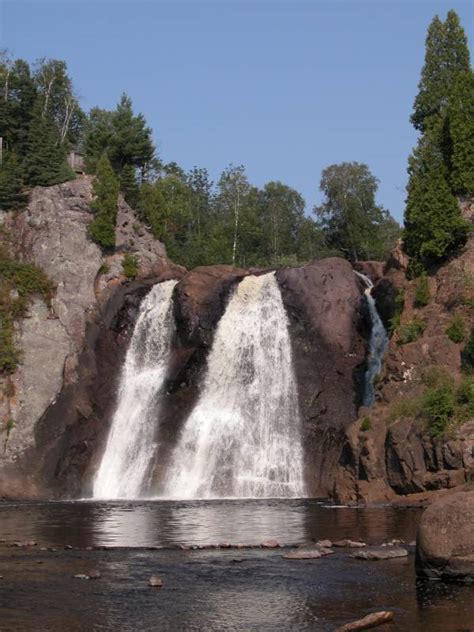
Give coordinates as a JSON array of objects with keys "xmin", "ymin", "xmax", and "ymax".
[{"xmin": 1, "ymin": 0, "xmax": 473, "ymax": 221}]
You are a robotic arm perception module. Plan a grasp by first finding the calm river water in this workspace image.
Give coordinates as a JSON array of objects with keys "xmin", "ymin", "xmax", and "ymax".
[{"xmin": 0, "ymin": 499, "xmax": 472, "ymax": 631}]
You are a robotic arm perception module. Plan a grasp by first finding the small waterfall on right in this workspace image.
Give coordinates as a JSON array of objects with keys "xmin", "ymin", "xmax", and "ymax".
[
  {"xmin": 356, "ymin": 272, "xmax": 389, "ymax": 406},
  {"xmin": 163, "ymin": 272, "xmax": 306, "ymax": 499}
]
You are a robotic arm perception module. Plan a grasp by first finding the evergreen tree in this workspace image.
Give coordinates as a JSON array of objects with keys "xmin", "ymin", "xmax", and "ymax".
[
  {"xmin": 0, "ymin": 58, "xmax": 37, "ymax": 155},
  {"xmin": 23, "ymin": 101, "xmax": 74, "ymax": 187},
  {"xmin": 403, "ymin": 120, "xmax": 469, "ymax": 269},
  {"xmin": 88, "ymin": 154, "xmax": 120, "ymax": 250},
  {"xmin": 448, "ymin": 70, "xmax": 474, "ymax": 195},
  {"xmin": 119, "ymin": 163, "xmax": 140, "ymax": 208},
  {"xmin": 0, "ymin": 151, "xmax": 27, "ymax": 210},
  {"xmin": 108, "ymin": 94, "xmax": 155, "ymax": 177},
  {"xmin": 83, "ymin": 107, "xmax": 114, "ymax": 173},
  {"xmin": 411, "ymin": 10, "xmax": 471, "ymax": 133}
]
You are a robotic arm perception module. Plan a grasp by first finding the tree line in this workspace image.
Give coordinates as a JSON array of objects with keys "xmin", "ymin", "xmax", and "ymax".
[{"xmin": 5, "ymin": 7, "xmax": 473, "ymax": 273}]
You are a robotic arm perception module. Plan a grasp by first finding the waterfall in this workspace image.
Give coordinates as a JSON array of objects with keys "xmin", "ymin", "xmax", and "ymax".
[
  {"xmin": 93, "ymin": 280, "xmax": 177, "ymax": 499},
  {"xmin": 355, "ymin": 272, "xmax": 389, "ymax": 407},
  {"xmin": 162, "ymin": 272, "xmax": 306, "ymax": 499}
]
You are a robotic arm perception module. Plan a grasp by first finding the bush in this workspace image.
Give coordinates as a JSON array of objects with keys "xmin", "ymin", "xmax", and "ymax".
[
  {"xmin": 88, "ymin": 154, "xmax": 119, "ymax": 251},
  {"xmin": 0, "ymin": 251, "xmax": 54, "ymax": 374},
  {"xmin": 122, "ymin": 253, "xmax": 138, "ymax": 278},
  {"xmin": 389, "ymin": 290, "xmax": 405, "ymax": 334},
  {"xmin": 397, "ymin": 317, "xmax": 426, "ymax": 345},
  {"xmin": 414, "ymin": 273, "xmax": 430, "ymax": 307},
  {"xmin": 457, "ymin": 376, "xmax": 474, "ymax": 416},
  {"xmin": 421, "ymin": 382, "xmax": 456, "ymax": 436},
  {"xmin": 446, "ymin": 316, "xmax": 465, "ymax": 343},
  {"xmin": 360, "ymin": 417, "xmax": 371, "ymax": 432}
]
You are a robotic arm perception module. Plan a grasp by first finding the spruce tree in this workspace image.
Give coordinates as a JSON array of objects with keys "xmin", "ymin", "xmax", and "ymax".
[
  {"xmin": 411, "ymin": 10, "xmax": 471, "ymax": 133},
  {"xmin": 404, "ymin": 121, "xmax": 469, "ymax": 268},
  {"xmin": 23, "ymin": 101, "xmax": 74, "ymax": 187},
  {"xmin": 119, "ymin": 164, "xmax": 140, "ymax": 208},
  {"xmin": 448, "ymin": 70, "xmax": 474, "ymax": 195},
  {"xmin": 0, "ymin": 152, "xmax": 27, "ymax": 210},
  {"xmin": 88, "ymin": 154, "xmax": 119, "ymax": 250}
]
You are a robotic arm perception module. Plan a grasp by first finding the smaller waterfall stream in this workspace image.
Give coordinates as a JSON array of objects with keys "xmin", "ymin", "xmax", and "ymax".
[
  {"xmin": 355, "ymin": 272, "xmax": 389, "ymax": 407},
  {"xmin": 93, "ymin": 280, "xmax": 177, "ymax": 499},
  {"xmin": 163, "ymin": 272, "xmax": 306, "ymax": 499}
]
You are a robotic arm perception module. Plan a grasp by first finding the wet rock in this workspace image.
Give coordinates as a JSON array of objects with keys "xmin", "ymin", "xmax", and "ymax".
[
  {"xmin": 416, "ymin": 490, "xmax": 474, "ymax": 582},
  {"xmin": 335, "ymin": 610, "xmax": 394, "ymax": 631},
  {"xmin": 148, "ymin": 575, "xmax": 163, "ymax": 588},
  {"xmin": 87, "ymin": 570, "xmax": 101, "ymax": 579},
  {"xmin": 351, "ymin": 547, "xmax": 408, "ymax": 560},
  {"xmin": 334, "ymin": 540, "xmax": 366, "ymax": 548},
  {"xmin": 73, "ymin": 574, "xmax": 89, "ymax": 580},
  {"xmin": 316, "ymin": 539, "xmax": 333, "ymax": 548},
  {"xmin": 261, "ymin": 539, "xmax": 280, "ymax": 548},
  {"xmin": 218, "ymin": 542, "xmax": 232, "ymax": 549},
  {"xmin": 64, "ymin": 545, "xmax": 73, "ymax": 550},
  {"xmin": 284, "ymin": 547, "xmax": 334, "ymax": 560}
]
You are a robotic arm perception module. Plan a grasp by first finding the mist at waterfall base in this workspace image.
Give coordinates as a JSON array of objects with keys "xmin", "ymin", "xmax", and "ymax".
[
  {"xmin": 93, "ymin": 280, "xmax": 177, "ymax": 499},
  {"xmin": 355, "ymin": 272, "xmax": 389, "ymax": 407}
]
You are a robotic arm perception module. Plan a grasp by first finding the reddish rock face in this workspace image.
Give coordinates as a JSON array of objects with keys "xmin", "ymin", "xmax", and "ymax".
[
  {"xmin": 277, "ymin": 258, "xmax": 368, "ymax": 497},
  {"xmin": 416, "ymin": 491, "xmax": 474, "ymax": 581}
]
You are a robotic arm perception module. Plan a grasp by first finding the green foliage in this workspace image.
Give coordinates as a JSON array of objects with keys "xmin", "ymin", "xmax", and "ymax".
[
  {"xmin": 448, "ymin": 70, "xmax": 474, "ymax": 195},
  {"xmin": 360, "ymin": 417, "xmax": 371, "ymax": 432},
  {"xmin": 389, "ymin": 290, "xmax": 405, "ymax": 334},
  {"xmin": 420, "ymin": 375, "xmax": 456, "ymax": 436},
  {"xmin": 0, "ymin": 151, "xmax": 27, "ymax": 210},
  {"xmin": 411, "ymin": 10, "xmax": 471, "ymax": 133},
  {"xmin": 23, "ymin": 102, "xmax": 74, "ymax": 187},
  {"xmin": 446, "ymin": 315, "xmax": 465, "ymax": 343},
  {"xmin": 122, "ymin": 252, "xmax": 138, "ymax": 278},
  {"xmin": 88, "ymin": 154, "xmax": 119, "ymax": 250},
  {"xmin": 397, "ymin": 317, "xmax": 426, "ymax": 345},
  {"xmin": 0, "ymin": 249, "xmax": 54, "ymax": 374},
  {"xmin": 456, "ymin": 375, "xmax": 474, "ymax": 415},
  {"xmin": 314, "ymin": 162, "xmax": 400, "ymax": 262},
  {"xmin": 120, "ymin": 164, "xmax": 140, "ymax": 208},
  {"xmin": 414, "ymin": 273, "xmax": 430, "ymax": 307},
  {"xmin": 404, "ymin": 11, "xmax": 471, "ymax": 269},
  {"xmin": 403, "ymin": 119, "xmax": 469, "ymax": 268}
]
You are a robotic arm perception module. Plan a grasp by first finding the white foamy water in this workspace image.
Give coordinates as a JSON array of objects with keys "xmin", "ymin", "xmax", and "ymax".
[
  {"xmin": 163, "ymin": 272, "xmax": 306, "ymax": 499},
  {"xmin": 355, "ymin": 271, "xmax": 389, "ymax": 406},
  {"xmin": 93, "ymin": 280, "xmax": 177, "ymax": 499}
]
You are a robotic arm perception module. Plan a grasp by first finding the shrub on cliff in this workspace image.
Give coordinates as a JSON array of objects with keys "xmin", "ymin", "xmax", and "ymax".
[
  {"xmin": 397, "ymin": 317, "xmax": 426, "ymax": 345},
  {"xmin": 122, "ymin": 252, "xmax": 138, "ymax": 278},
  {"xmin": 0, "ymin": 250, "xmax": 55, "ymax": 374},
  {"xmin": 88, "ymin": 154, "xmax": 119, "ymax": 250},
  {"xmin": 446, "ymin": 315, "xmax": 465, "ymax": 343},
  {"xmin": 414, "ymin": 273, "xmax": 430, "ymax": 307}
]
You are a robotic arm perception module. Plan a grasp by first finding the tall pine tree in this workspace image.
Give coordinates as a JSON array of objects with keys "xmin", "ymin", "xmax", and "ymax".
[
  {"xmin": 448, "ymin": 70, "xmax": 474, "ymax": 195},
  {"xmin": 88, "ymin": 154, "xmax": 120, "ymax": 250},
  {"xmin": 0, "ymin": 151, "xmax": 27, "ymax": 210}
]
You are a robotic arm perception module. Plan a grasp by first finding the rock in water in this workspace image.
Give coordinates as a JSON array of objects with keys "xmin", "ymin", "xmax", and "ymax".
[
  {"xmin": 333, "ymin": 540, "xmax": 366, "ymax": 548},
  {"xmin": 351, "ymin": 547, "xmax": 408, "ymax": 560},
  {"xmin": 335, "ymin": 611, "xmax": 394, "ymax": 631},
  {"xmin": 416, "ymin": 490, "xmax": 474, "ymax": 581},
  {"xmin": 284, "ymin": 547, "xmax": 334, "ymax": 560},
  {"xmin": 148, "ymin": 576, "xmax": 163, "ymax": 588}
]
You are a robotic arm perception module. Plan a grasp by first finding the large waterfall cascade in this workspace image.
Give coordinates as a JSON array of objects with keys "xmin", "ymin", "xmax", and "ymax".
[
  {"xmin": 93, "ymin": 280, "xmax": 178, "ymax": 499},
  {"xmin": 162, "ymin": 272, "xmax": 306, "ymax": 499},
  {"xmin": 355, "ymin": 272, "xmax": 389, "ymax": 407}
]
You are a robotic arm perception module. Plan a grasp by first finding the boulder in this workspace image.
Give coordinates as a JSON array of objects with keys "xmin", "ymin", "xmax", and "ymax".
[{"xmin": 416, "ymin": 490, "xmax": 474, "ymax": 581}]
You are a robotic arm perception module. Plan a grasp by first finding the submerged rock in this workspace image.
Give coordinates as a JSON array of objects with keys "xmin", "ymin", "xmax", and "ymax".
[
  {"xmin": 148, "ymin": 575, "xmax": 163, "ymax": 588},
  {"xmin": 335, "ymin": 610, "xmax": 394, "ymax": 631},
  {"xmin": 351, "ymin": 547, "xmax": 408, "ymax": 560},
  {"xmin": 284, "ymin": 547, "xmax": 334, "ymax": 560},
  {"xmin": 416, "ymin": 490, "xmax": 474, "ymax": 582},
  {"xmin": 333, "ymin": 540, "xmax": 366, "ymax": 548}
]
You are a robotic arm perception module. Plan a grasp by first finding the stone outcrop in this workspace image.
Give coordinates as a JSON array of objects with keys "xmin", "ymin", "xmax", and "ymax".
[
  {"xmin": 277, "ymin": 258, "xmax": 368, "ymax": 496},
  {"xmin": 0, "ymin": 176, "xmax": 181, "ymax": 498},
  {"xmin": 416, "ymin": 491, "xmax": 474, "ymax": 581}
]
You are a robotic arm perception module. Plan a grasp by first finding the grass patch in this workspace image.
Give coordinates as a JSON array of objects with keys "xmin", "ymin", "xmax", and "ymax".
[
  {"xmin": 397, "ymin": 317, "xmax": 426, "ymax": 345},
  {"xmin": 360, "ymin": 417, "xmax": 371, "ymax": 432},
  {"xmin": 389, "ymin": 290, "xmax": 405, "ymax": 335},
  {"xmin": 389, "ymin": 368, "xmax": 474, "ymax": 437}
]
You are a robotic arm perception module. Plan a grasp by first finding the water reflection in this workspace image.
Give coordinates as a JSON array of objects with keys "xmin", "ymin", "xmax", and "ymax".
[{"xmin": 0, "ymin": 499, "xmax": 422, "ymax": 548}]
